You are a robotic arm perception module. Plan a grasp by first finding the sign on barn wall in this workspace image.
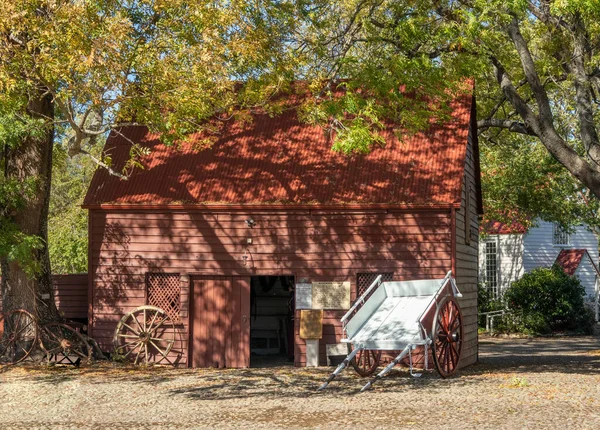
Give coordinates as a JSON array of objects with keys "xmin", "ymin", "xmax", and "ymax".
[
  {"xmin": 295, "ymin": 283, "xmax": 313, "ymax": 309},
  {"xmin": 299, "ymin": 310, "xmax": 323, "ymax": 339},
  {"xmin": 295, "ymin": 281, "xmax": 351, "ymax": 310},
  {"xmin": 312, "ymin": 282, "xmax": 351, "ymax": 310}
]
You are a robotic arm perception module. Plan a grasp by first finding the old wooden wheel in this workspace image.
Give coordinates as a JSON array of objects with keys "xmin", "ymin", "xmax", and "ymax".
[
  {"xmin": 351, "ymin": 348, "xmax": 381, "ymax": 377},
  {"xmin": 113, "ymin": 306, "xmax": 176, "ymax": 365},
  {"xmin": 40, "ymin": 323, "xmax": 92, "ymax": 366},
  {"xmin": 0, "ymin": 310, "xmax": 38, "ymax": 365},
  {"xmin": 432, "ymin": 296, "xmax": 463, "ymax": 378}
]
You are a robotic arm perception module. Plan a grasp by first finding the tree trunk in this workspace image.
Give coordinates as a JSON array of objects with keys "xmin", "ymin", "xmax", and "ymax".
[{"xmin": 0, "ymin": 89, "xmax": 60, "ymax": 324}]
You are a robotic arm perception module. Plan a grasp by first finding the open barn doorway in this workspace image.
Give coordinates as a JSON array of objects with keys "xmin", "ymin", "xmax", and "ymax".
[{"xmin": 250, "ymin": 275, "xmax": 295, "ymax": 367}]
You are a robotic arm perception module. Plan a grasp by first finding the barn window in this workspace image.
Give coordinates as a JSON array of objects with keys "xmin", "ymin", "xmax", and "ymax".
[
  {"xmin": 356, "ymin": 272, "xmax": 393, "ymax": 298},
  {"xmin": 146, "ymin": 273, "xmax": 181, "ymax": 323},
  {"xmin": 553, "ymin": 223, "xmax": 570, "ymax": 246},
  {"xmin": 484, "ymin": 241, "xmax": 498, "ymax": 297}
]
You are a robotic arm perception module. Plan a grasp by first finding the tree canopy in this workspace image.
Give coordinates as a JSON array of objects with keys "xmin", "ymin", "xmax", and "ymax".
[
  {"xmin": 3, "ymin": 0, "xmax": 600, "ymax": 284},
  {"xmin": 289, "ymin": 0, "xmax": 600, "ymax": 228}
]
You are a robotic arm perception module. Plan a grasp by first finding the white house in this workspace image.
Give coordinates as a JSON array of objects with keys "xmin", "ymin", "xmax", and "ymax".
[{"xmin": 479, "ymin": 220, "xmax": 599, "ymax": 301}]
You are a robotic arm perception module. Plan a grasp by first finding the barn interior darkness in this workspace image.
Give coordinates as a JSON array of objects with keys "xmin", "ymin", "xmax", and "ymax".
[{"xmin": 250, "ymin": 276, "xmax": 295, "ymax": 366}]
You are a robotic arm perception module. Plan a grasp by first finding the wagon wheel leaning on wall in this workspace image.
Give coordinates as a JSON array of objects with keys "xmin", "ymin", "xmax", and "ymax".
[
  {"xmin": 0, "ymin": 309, "xmax": 38, "ymax": 365},
  {"xmin": 40, "ymin": 322, "xmax": 93, "ymax": 366},
  {"xmin": 113, "ymin": 306, "xmax": 176, "ymax": 365},
  {"xmin": 350, "ymin": 348, "xmax": 381, "ymax": 377},
  {"xmin": 432, "ymin": 296, "xmax": 463, "ymax": 378}
]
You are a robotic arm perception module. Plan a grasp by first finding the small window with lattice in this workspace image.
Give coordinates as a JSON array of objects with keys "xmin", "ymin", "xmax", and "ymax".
[
  {"xmin": 356, "ymin": 272, "xmax": 394, "ymax": 298},
  {"xmin": 146, "ymin": 273, "xmax": 181, "ymax": 324}
]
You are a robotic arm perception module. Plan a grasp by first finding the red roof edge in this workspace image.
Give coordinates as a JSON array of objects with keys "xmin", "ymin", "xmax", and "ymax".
[
  {"xmin": 553, "ymin": 249, "xmax": 599, "ymax": 276},
  {"xmin": 481, "ymin": 220, "xmax": 528, "ymax": 235},
  {"xmin": 82, "ymin": 203, "xmax": 461, "ymax": 211}
]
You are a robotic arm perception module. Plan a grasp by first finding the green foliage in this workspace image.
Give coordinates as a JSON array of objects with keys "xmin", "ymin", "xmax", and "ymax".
[
  {"xmin": 0, "ymin": 98, "xmax": 48, "ymax": 276},
  {"xmin": 477, "ymin": 283, "xmax": 504, "ymax": 327},
  {"xmin": 481, "ymin": 134, "xmax": 600, "ymax": 231},
  {"xmin": 47, "ymin": 146, "xmax": 95, "ymax": 274},
  {"xmin": 504, "ymin": 266, "xmax": 594, "ymax": 335},
  {"xmin": 0, "ymin": 223, "xmax": 44, "ymax": 277},
  {"xmin": 508, "ymin": 376, "xmax": 529, "ymax": 388},
  {"xmin": 293, "ymin": 0, "xmax": 600, "ymax": 224}
]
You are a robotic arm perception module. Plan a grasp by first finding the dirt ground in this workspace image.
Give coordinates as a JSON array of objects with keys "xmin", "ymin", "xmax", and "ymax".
[{"xmin": 1, "ymin": 335, "xmax": 600, "ymax": 429}]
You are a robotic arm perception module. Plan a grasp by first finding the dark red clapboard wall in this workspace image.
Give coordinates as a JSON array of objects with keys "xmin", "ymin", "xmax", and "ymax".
[
  {"xmin": 0, "ymin": 274, "xmax": 88, "ymax": 321},
  {"xmin": 88, "ymin": 209, "xmax": 453, "ymax": 367}
]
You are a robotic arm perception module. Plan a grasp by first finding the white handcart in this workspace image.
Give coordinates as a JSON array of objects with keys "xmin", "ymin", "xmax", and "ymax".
[{"xmin": 318, "ymin": 271, "xmax": 463, "ymax": 391}]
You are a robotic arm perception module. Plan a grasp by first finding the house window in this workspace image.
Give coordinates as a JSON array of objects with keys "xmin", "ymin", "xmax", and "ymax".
[
  {"xmin": 356, "ymin": 272, "xmax": 393, "ymax": 298},
  {"xmin": 146, "ymin": 273, "xmax": 181, "ymax": 323},
  {"xmin": 552, "ymin": 224, "xmax": 570, "ymax": 246},
  {"xmin": 484, "ymin": 241, "xmax": 498, "ymax": 297}
]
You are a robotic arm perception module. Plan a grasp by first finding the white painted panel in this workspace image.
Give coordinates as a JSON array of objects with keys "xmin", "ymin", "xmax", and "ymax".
[
  {"xmin": 523, "ymin": 221, "xmax": 598, "ymax": 273},
  {"xmin": 345, "ymin": 286, "xmax": 387, "ymax": 339},
  {"xmin": 383, "ymin": 279, "xmax": 442, "ymax": 297},
  {"xmin": 575, "ymin": 257, "xmax": 598, "ymax": 300},
  {"xmin": 478, "ymin": 234, "xmax": 524, "ymax": 293},
  {"xmin": 498, "ymin": 234, "xmax": 524, "ymax": 292},
  {"xmin": 479, "ymin": 221, "xmax": 599, "ymax": 295}
]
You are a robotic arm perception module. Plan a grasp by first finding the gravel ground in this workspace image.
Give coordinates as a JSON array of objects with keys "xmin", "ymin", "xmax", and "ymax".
[{"xmin": 1, "ymin": 335, "xmax": 600, "ymax": 429}]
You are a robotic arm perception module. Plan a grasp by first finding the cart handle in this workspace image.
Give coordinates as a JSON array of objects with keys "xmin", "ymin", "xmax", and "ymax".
[
  {"xmin": 341, "ymin": 274, "xmax": 383, "ymax": 324},
  {"xmin": 416, "ymin": 270, "xmax": 454, "ymax": 326}
]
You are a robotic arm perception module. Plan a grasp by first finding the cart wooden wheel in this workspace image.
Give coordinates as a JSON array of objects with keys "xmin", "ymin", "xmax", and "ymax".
[
  {"xmin": 40, "ymin": 323, "xmax": 92, "ymax": 366},
  {"xmin": 432, "ymin": 296, "xmax": 463, "ymax": 378},
  {"xmin": 0, "ymin": 309, "xmax": 38, "ymax": 365},
  {"xmin": 351, "ymin": 349, "xmax": 382, "ymax": 377},
  {"xmin": 113, "ymin": 306, "xmax": 176, "ymax": 365}
]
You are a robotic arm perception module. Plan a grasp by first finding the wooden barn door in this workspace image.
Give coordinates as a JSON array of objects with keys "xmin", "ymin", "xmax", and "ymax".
[{"xmin": 190, "ymin": 276, "xmax": 250, "ymax": 368}]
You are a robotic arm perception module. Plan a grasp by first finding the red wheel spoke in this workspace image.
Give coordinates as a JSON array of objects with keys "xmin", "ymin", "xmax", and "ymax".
[
  {"xmin": 433, "ymin": 297, "xmax": 462, "ymax": 378},
  {"xmin": 45, "ymin": 346, "xmax": 63, "ymax": 355},
  {"xmin": 14, "ymin": 319, "xmax": 34, "ymax": 338}
]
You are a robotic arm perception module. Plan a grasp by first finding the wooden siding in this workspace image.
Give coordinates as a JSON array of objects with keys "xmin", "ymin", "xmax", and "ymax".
[
  {"xmin": 52, "ymin": 274, "xmax": 88, "ymax": 320},
  {"xmin": 0, "ymin": 274, "xmax": 87, "ymax": 321},
  {"xmin": 454, "ymin": 116, "xmax": 480, "ymax": 367},
  {"xmin": 523, "ymin": 221, "xmax": 598, "ymax": 296},
  {"xmin": 481, "ymin": 222, "xmax": 599, "ymax": 297},
  {"xmin": 89, "ymin": 209, "xmax": 455, "ymax": 367}
]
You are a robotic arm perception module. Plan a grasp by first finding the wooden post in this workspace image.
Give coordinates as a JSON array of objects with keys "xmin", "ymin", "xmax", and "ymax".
[
  {"xmin": 305, "ymin": 339, "xmax": 319, "ymax": 367},
  {"xmin": 300, "ymin": 310, "xmax": 323, "ymax": 367}
]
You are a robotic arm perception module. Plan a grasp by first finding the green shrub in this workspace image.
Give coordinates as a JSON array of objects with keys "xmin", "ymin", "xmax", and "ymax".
[
  {"xmin": 504, "ymin": 265, "xmax": 594, "ymax": 334},
  {"xmin": 477, "ymin": 283, "xmax": 504, "ymax": 327}
]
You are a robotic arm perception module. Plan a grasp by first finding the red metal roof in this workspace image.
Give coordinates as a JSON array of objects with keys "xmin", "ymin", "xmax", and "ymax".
[
  {"xmin": 555, "ymin": 249, "xmax": 588, "ymax": 276},
  {"xmin": 83, "ymin": 95, "xmax": 473, "ymax": 208},
  {"xmin": 482, "ymin": 220, "xmax": 529, "ymax": 235}
]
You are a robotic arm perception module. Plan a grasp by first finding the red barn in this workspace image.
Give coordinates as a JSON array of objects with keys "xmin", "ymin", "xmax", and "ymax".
[{"xmin": 83, "ymin": 92, "xmax": 482, "ymax": 368}]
